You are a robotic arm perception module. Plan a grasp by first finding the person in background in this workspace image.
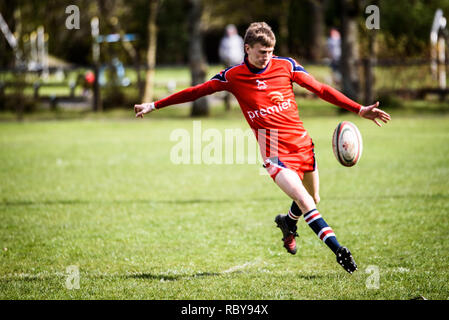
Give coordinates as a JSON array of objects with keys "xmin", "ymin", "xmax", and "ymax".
[
  {"xmin": 327, "ymin": 28, "xmax": 342, "ymax": 87},
  {"xmin": 218, "ymin": 24, "xmax": 244, "ymax": 110}
]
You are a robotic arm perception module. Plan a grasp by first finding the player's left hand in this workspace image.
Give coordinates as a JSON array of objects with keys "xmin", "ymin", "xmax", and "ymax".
[
  {"xmin": 134, "ymin": 102, "xmax": 155, "ymax": 118},
  {"xmin": 359, "ymin": 101, "xmax": 391, "ymax": 127}
]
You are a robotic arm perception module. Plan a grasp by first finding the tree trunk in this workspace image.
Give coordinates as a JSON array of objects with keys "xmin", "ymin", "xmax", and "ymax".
[
  {"xmin": 0, "ymin": 2, "xmax": 16, "ymax": 67},
  {"xmin": 143, "ymin": 0, "xmax": 159, "ymax": 102},
  {"xmin": 308, "ymin": 0, "xmax": 325, "ymax": 62},
  {"xmin": 363, "ymin": 31, "xmax": 376, "ymax": 105},
  {"xmin": 363, "ymin": 0, "xmax": 379, "ymax": 105},
  {"xmin": 189, "ymin": 0, "xmax": 209, "ymax": 117},
  {"xmin": 278, "ymin": 0, "xmax": 291, "ymax": 57},
  {"xmin": 340, "ymin": 0, "xmax": 360, "ymax": 104}
]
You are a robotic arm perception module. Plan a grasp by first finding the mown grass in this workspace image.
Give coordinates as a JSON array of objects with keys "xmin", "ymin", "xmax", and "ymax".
[{"xmin": 0, "ymin": 109, "xmax": 448, "ymax": 300}]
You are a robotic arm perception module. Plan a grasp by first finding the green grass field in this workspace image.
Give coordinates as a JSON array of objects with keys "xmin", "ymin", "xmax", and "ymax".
[{"xmin": 0, "ymin": 108, "xmax": 448, "ymax": 300}]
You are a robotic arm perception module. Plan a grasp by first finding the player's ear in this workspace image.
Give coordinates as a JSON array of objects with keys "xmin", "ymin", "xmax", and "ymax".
[{"xmin": 244, "ymin": 44, "xmax": 251, "ymax": 54}]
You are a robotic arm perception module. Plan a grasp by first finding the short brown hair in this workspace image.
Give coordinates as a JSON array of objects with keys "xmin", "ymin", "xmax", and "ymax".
[{"xmin": 244, "ymin": 22, "xmax": 276, "ymax": 47}]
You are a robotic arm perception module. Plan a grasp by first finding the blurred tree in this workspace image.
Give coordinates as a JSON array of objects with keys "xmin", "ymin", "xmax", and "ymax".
[
  {"xmin": 362, "ymin": 0, "xmax": 379, "ymax": 105},
  {"xmin": 0, "ymin": 0, "xmax": 18, "ymax": 68},
  {"xmin": 189, "ymin": 0, "xmax": 209, "ymax": 117},
  {"xmin": 375, "ymin": 0, "xmax": 449, "ymax": 59},
  {"xmin": 143, "ymin": 0, "xmax": 159, "ymax": 103},
  {"xmin": 46, "ymin": 0, "xmax": 95, "ymax": 65},
  {"xmin": 203, "ymin": 0, "xmax": 290, "ymax": 57},
  {"xmin": 339, "ymin": 0, "xmax": 361, "ymax": 102},
  {"xmin": 307, "ymin": 0, "xmax": 325, "ymax": 61},
  {"xmin": 156, "ymin": 0, "xmax": 190, "ymax": 64},
  {"xmin": 277, "ymin": 0, "xmax": 291, "ymax": 57},
  {"xmin": 2, "ymin": 1, "xmax": 449, "ymax": 73}
]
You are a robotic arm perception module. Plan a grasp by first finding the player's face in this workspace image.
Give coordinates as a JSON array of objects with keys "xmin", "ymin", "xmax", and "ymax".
[{"xmin": 245, "ymin": 43, "xmax": 274, "ymax": 69}]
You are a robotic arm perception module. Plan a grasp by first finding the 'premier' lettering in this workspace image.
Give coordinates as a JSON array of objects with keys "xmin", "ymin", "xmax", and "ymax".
[{"xmin": 247, "ymin": 99, "xmax": 291, "ymax": 122}]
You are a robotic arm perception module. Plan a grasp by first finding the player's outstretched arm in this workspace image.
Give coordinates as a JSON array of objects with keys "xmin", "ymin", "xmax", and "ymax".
[
  {"xmin": 134, "ymin": 102, "xmax": 155, "ymax": 118},
  {"xmin": 358, "ymin": 101, "xmax": 391, "ymax": 127},
  {"xmin": 294, "ymin": 71, "xmax": 391, "ymax": 126},
  {"xmin": 133, "ymin": 79, "xmax": 226, "ymax": 119}
]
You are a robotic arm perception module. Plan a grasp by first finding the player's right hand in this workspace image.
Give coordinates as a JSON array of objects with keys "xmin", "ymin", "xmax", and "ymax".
[{"xmin": 134, "ymin": 102, "xmax": 155, "ymax": 118}]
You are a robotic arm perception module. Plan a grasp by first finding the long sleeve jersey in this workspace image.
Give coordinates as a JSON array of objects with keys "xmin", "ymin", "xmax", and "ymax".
[{"xmin": 154, "ymin": 56, "xmax": 362, "ymax": 158}]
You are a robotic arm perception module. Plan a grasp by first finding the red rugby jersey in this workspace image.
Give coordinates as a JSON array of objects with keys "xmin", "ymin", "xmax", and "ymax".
[{"xmin": 154, "ymin": 56, "xmax": 362, "ymax": 159}]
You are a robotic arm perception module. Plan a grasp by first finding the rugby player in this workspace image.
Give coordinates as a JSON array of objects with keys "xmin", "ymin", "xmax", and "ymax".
[{"xmin": 134, "ymin": 22, "xmax": 391, "ymax": 273}]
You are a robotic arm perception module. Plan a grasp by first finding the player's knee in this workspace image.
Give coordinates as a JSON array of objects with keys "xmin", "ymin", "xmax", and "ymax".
[{"xmin": 293, "ymin": 193, "xmax": 315, "ymax": 213}]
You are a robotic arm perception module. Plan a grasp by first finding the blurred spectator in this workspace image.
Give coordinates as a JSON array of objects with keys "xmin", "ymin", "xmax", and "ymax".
[
  {"xmin": 327, "ymin": 28, "xmax": 342, "ymax": 86},
  {"xmin": 112, "ymin": 57, "xmax": 130, "ymax": 87},
  {"xmin": 83, "ymin": 70, "xmax": 95, "ymax": 97},
  {"xmin": 219, "ymin": 24, "xmax": 244, "ymax": 110},
  {"xmin": 219, "ymin": 24, "xmax": 244, "ymax": 67},
  {"xmin": 85, "ymin": 70, "xmax": 95, "ymax": 85}
]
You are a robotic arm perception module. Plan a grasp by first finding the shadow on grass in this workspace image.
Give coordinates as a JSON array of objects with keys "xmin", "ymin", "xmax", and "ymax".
[
  {"xmin": 0, "ymin": 271, "xmax": 222, "ymax": 283},
  {"xmin": 325, "ymin": 193, "xmax": 449, "ymax": 201},
  {"xmin": 126, "ymin": 271, "xmax": 221, "ymax": 282},
  {"xmin": 0, "ymin": 197, "xmax": 283, "ymax": 207},
  {"xmin": 3, "ymin": 192, "xmax": 448, "ymax": 207},
  {"xmin": 125, "ymin": 271, "xmax": 343, "ymax": 282},
  {"xmin": 294, "ymin": 274, "xmax": 324, "ymax": 280},
  {"xmin": 0, "ymin": 269, "xmax": 343, "ymax": 283}
]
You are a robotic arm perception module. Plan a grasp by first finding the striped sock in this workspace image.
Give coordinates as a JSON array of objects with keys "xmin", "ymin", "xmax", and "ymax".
[
  {"xmin": 303, "ymin": 209, "xmax": 341, "ymax": 254},
  {"xmin": 286, "ymin": 201, "xmax": 302, "ymax": 229}
]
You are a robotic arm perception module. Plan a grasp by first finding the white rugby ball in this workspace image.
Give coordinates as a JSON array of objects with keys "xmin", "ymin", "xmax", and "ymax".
[{"xmin": 332, "ymin": 121, "xmax": 363, "ymax": 167}]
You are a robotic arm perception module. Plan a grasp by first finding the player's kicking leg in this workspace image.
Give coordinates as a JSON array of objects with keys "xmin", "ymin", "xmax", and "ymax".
[
  {"xmin": 303, "ymin": 168, "xmax": 320, "ymax": 205},
  {"xmin": 274, "ymin": 168, "xmax": 313, "ymax": 255},
  {"xmin": 274, "ymin": 168, "xmax": 319, "ymax": 254},
  {"xmin": 274, "ymin": 168, "xmax": 357, "ymax": 274}
]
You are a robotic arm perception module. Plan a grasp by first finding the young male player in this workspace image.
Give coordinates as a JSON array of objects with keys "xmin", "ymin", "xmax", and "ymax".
[{"xmin": 134, "ymin": 22, "xmax": 391, "ymax": 273}]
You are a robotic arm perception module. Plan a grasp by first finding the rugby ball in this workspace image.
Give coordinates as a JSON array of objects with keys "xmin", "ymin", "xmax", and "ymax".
[{"xmin": 332, "ymin": 121, "xmax": 363, "ymax": 167}]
